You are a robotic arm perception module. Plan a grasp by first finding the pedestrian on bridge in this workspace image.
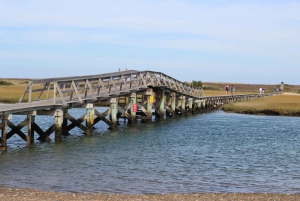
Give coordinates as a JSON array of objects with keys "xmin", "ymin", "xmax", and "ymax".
[
  {"xmin": 225, "ymin": 84, "xmax": 229, "ymax": 94},
  {"xmin": 230, "ymin": 85, "xmax": 235, "ymax": 95}
]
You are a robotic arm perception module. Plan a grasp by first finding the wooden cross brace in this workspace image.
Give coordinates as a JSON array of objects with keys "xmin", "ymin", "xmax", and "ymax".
[{"xmin": 6, "ymin": 119, "xmax": 52, "ymax": 142}]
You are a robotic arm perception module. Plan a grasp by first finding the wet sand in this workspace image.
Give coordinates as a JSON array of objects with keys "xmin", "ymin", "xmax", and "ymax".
[{"xmin": 1, "ymin": 187, "xmax": 300, "ymax": 201}]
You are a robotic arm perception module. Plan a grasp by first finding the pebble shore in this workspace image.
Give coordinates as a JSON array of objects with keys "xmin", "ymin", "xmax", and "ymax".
[{"xmin": 1, "ymin": 187, "xmax": 300, "ymax": 201}]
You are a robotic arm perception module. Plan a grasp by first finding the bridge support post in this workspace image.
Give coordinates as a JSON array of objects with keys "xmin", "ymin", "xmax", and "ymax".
[
  {"xmin": 110, "ymin": 98, "xmax": 118, "ymax": 129},
  {"xmin": 129, "ymin": 93, "xmax": 137, "ymax": 125},
  {"xmin": 55, "ymin": 110, "xmax": 63, "ymax": 142},
  {"xmin": 171, "ymin": 93, "xmax": 176, "ymax": 113},
  {"xmin": 166, "ymin": 92, "xmax": 176, "ymax": 117},
  {"xmin": 62, "ymin": 109, "xmax": 70, "ymax": 136},
  {"xmin": 194, "ymin": 100, "xmax": 200, "ymax": 113},
  {"xmin": 188, "ymin": 98, "xmax": 193, "ymax": 114},
  {"xmin": 0, "ymin": 115, "xmax": 8, "ymax": 151},
  {"xmin": 155, "ymin": 89, "xmax": 165, "ymax": 120},
  {"xmin": 141, "ymin": 89, "xmax": 153, "ymax": 122},
  {"xmin": 147, "ymin": 95, "xmax": 153, "ymax": 114},
  {"xmin": 181, "ymin": 96, "xmax": 186, "ymax": 115},
  {"xmin": 202, "ymin": 100, "xmax": 206, "ymax": 108},
  {"xmin": 85, "ymin": 104, "xmax": 95, "ymax": 135},
  {"xmin": 27, "ymin": 112, "xmax": 35, "ymax": 145}
]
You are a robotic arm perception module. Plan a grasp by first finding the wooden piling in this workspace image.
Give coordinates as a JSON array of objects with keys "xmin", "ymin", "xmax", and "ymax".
[
  {"xmin": 188, "ymin": 98, "xmax": 193, "ymax": 114},
  {"xmin": 180, "ymin": 96, "xmax": 186, "ymax": 115},
  {"xmin": 0, "ymin": 115, "xmax": 8, "ymax": 151},
  {"xmin": 62, "ymin": 109, "xmax": 70, "ymax": 136},
  {"xmin": 129, "ymin": 93, "xmax": 137, "ymax": 125},
  {"xmin": 27, "ymin": 113, "xmax": 35, "ymax": 145},
  {"xmin": 85, "ymin": 104, "xmax": 95, "ymax": 135},
  {"xmin": 154, "ymin": 89, "xmax": 165, "ymax": 120},
  {"xmin": 110, "ymin": 98, "xmax": 118, "ymax": 129},
  {"xmin": 55, "ymin": 110, "xmax": 63, "ymax": 142}
]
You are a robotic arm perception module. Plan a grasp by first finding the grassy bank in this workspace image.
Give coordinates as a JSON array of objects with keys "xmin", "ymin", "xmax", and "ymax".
[{"xmin": 223, "ymin": 94, "xmax": 300, "ymax": 116}]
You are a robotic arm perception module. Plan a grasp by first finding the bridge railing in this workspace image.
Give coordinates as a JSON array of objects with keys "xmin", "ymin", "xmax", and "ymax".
[{"xmin": 18, "ymin": 70, "xmax": 204, "ymax": 104}]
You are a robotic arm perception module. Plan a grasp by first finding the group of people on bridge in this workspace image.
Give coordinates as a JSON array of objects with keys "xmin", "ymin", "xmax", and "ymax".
[{"xmin": 225, "ymin": 84, "xmax": 235, "ymax": 95}]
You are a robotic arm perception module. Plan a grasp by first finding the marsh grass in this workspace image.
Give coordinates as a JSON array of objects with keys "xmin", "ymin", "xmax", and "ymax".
[
  {"xmin": 0, "ymin": 85, "xmax": 27, "ymax": 103},
  {"xmin": 0, "ymin": 85, "xmax": 53, "ymax": 103},
  {"xmin": 223, "ymin": 94, "xmax": 300, "ymax": 116}
]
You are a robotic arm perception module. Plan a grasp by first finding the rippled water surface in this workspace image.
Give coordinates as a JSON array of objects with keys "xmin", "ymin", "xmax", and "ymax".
[{"xmin": 0, "ymin": 108, "xmax": 300, "ymax": 194}]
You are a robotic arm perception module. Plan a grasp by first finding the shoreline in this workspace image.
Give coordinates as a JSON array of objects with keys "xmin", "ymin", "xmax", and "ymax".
[{"xmin": 1, "ymin": 187, "xmax": 300, "ymax": 201}]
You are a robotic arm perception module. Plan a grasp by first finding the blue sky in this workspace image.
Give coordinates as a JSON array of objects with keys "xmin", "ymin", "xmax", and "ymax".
[{"xmin": 0, "ymin": 0, "xmax": 299, "ymax": 84}]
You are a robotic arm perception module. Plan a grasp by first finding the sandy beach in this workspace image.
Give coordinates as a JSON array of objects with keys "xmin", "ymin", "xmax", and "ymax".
[{"xmin": 0, "ymin": 186, "xmax": 300, "ymax": 201}]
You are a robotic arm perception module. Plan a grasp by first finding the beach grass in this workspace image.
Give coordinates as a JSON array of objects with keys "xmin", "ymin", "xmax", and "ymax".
[
  {"xmin": 0, "ymin": 85, "xmax": 28, "ymax": 103},
  {"xmin": 223, "ymin": 94, "xmax": 300, "ymax": 116},
  {"xmin": 0, "ymin": 85, "xmax": 53, "ymax": 103}
]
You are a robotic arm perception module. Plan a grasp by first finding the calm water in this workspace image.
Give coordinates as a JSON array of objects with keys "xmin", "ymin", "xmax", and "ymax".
[{"xmin": 0, "ymin": 108, "xmax": 299, "ymax": 194}]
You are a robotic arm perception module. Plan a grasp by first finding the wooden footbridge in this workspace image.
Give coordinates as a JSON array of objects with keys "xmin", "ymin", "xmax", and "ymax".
[{"xmin": 0, "ymin": 70, "xmax": 270, "ymax": 150}]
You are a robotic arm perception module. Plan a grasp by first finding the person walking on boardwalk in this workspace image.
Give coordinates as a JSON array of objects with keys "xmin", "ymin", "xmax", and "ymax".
[
  {"xmin": 230, "ymin": 84, "xmax": 235, "ymax": 95},
  {"xmin": 225, "ymin": 84, "xmax": 229, "ymax": 94}
]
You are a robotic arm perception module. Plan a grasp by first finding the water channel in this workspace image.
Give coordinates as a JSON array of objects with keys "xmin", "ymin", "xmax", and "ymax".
[{"xmin": 0, "ymin": 108, "xmax": 299, "ymax": 194}]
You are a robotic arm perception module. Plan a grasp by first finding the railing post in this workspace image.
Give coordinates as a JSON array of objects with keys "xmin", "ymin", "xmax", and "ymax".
[
  {"xmin": 54, "ymin": 83, "xmax": 56, "ymax": 104},
  {"xmin": 28, "ymin": 81, "xmax": 32, "ymax": 103}
]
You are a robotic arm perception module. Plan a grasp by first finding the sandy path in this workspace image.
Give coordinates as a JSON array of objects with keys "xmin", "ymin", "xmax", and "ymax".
[{"xmin": 1, "ymin": 187, "xmax": 300, "ymax": 201}]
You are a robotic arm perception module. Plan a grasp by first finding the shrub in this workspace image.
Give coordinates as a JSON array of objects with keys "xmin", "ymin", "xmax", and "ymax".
[
  {"xmin": 202, "ymin": 85, "xmax": 218, "ymax": 90},
  {"xmin": 0, "ymin": 80, "xmax": 13, "ymax": 86},
  {"xmin": 191, "ymin": 80, "xmax": 203, "ymax": 88}
]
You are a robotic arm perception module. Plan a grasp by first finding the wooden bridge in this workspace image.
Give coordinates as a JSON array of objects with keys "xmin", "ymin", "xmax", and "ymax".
[{"xmin": 0, "ymin": 70, "xmax": 270, "ymax": 151}]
